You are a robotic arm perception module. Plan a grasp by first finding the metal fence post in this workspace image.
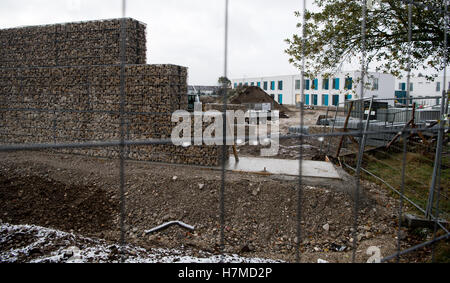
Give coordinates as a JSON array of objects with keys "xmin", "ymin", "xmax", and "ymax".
[
  {"xmin": 118, "ymin": 0, "xmax": 127, "ymax": 261},
  {"xmin": 319, "ymin": 106, "xmax": 329, "ymax": 154},
  {"xmin": 219, "ymin": 0, "xmax": 230, "ymax": 262},
  {"xmin": 295, "ymin": 0, "xmax": 307, "ymax": 264},
  {"xmin": 426, "ymin": 0, "xmax": 448, "ymax": 220}
]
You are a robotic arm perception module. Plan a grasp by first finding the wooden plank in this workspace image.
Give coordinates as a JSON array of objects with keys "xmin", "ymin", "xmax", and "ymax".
[{"xmin": 335, "ymin": 101, "xmax": 354, "ymax": 158}]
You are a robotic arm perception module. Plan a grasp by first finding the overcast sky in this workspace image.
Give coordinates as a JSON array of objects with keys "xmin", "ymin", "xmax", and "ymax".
[
  {"xmin": 0, "ymin": 1, "xmax": 446, "ymax": 85},
  {"xmin": 0, "ymin": 0, "xmax": 310, "ymax": 85}
]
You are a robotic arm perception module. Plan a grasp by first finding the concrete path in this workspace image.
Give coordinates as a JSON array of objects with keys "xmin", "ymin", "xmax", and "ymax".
[{"xmin": 226, "ymin": 156, "xmax": 341, "ymax": 179}]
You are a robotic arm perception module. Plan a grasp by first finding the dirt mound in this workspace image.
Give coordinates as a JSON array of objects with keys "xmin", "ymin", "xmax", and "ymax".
[
  {"xmin": 0, "ymin": 171, "xmax": 118, "ymax": 235},
  {"xmin": 228, "ymin": 86, "xmax": 290, "ymax": 116}
]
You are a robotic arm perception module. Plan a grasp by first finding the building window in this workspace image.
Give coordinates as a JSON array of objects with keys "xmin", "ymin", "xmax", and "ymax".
[
  {"xmin": 239, "ymin": 83, "xmax": 243, "ymax": 87},
  {"xmin": 372, "ymin": 78, "xmax": 379, "ymax": 90},
  {"xmin": 322, "ymin": 78, "xmax": 329, "ymax": 90},
  {"xmin": 270, "ymin": 81, "xmax": 275, "ymax": 90},
  {"xmin": 333, "ymin": 78, "xmax": 340, "ymax": 90},
  {"xmin": 399, "ymin": 82, "xmax": 406, "ymax": 91},
  {"xmin": 304, "ymin": 79, "xmax": 310, "ymax": 90},
  {"xmin": 251, "ymin": 82, "xmax": 254, "ymax": 86},
  {"xmin": 313, "ymin": 94, "xmax": 318, "ymax": 106},
  {"xmin": 244, "ymin": 82, "xmax": 248, "ymax": 86},
  {"xmin": 436, "ymin": 82, "xmax": 441, "ymax": 92},
  {"xmin": 263, "ymin": 81, "xmax": 268, "ymax": 90},
  {"xmin": 305, "ymin": 94, "xmax": 310, "ymax": 105},
  {"xmin": 295, "ymin": 80, "xmax": 301, "ymax": 90},
  {"xmin": 278, "ymin": 94, "xmax": 283, "ymax": 104},
  {"xmin": 270, "ymin": 94, "xmax": 275, "ymax": 99},
  {"xmin": 296, "ymin": 93, "xmax": 301, "ymax": 103},
  {"xmin": 278, "ymin": 81, "xmax": 283, "ymax": 90},
  {"xmin": 410, "ymin": 83, "xmax": 413, "ymax": 91},
  {"xmin": 332, "ymin": 95, "xmax": 339, "ymax": 106},
  {"xmin": 312, "ymin": 79, "xmax": 318, "ymax": 90},
  {"xmin": 234, "ymin": 83, "xmax": 237, "ymax": 88},
  {"xmin": 322, "ymin": 94, "xmax": 329, "ymax": 106},
  {"xmin": 344, "ymin": 77, "xmax": 353, "ymax": 90},
  {"xmin": 257, "ymin": 82, "xmax": 261, "ymax": 88}
]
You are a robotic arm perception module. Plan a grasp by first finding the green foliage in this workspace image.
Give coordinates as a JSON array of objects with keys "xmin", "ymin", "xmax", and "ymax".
[
  {"xmin": 285, "ymin": 0, "xmax": 449, "ymax": 79},
  {"xmin": 218, "ymin": 76, "xmax": 231, "ymax": 88}
]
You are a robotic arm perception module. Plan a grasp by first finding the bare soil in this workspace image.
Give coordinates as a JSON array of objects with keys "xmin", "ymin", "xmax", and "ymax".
[
  {"xmin": 228, "ymin": 86, "xmax": 291, "ymax": 115},
  {"xmin": 0, "ymin": 150, "xmax": 416, "ymax": 263}
]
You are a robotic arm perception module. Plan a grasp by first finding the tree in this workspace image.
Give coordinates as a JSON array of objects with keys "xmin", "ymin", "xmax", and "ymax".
[
  {"xmin": 218, "ymin": 76, "xmax": 232, "ymax": 88},
  {"xmin": 285, "ymin": 0, "xmax": 449, "ymax": 80}
]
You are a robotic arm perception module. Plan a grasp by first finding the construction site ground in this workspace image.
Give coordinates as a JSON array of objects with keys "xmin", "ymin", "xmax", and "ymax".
[
  {"xmin": 0, "ymin": 151, "xmax": 431, "ymax": 263},
  {"xmin": 0, "ymin": 107, "xmax": 440, "ymax": 263},
  {"xmin": 238, "ymin": 106, "xmax": 340, "ymax": 160}
]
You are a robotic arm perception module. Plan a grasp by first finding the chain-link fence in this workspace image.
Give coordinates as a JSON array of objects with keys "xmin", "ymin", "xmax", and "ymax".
[{"xmin": 0, "ymin": 0, "xmax": 448, "ymax": 263}]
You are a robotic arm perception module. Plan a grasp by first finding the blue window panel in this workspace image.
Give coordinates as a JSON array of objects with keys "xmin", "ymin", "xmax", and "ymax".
[
  {"xmin": 395, "ymin": 90, "xmax": 407, "ymax": 105},
  {"xmin": 324, "ymin": 79, "xmax": 329, "ymax": 90},
  {"xmin": 257, "ymin": 82, "xmax": 261, "ymax": 88},
  {"xmin": 313, "ymin": 79, "xmax": 318, "ymax": 90},
  {"xmin": 270, "ymin": 81, "xmax": 275, "ymax": 90},
  {"xmin": 305, "ymin": 94, "xmax": 310, "ymax": 105},
  {"xmin": 244, "ymin": 82, "xmax": 248, "ymax": 86},
  {"xmin": 263, "ymin": 81, "xmax": 268, "ymax": 90},
  {"xmin": 334, "ymin": 78, "xmax": 340, "ymax": 90},
  {"xmin": 401, "ymin": 83, "xmax": 406, "ymax": 91},
  {"xmin": 323, "ymin": 94, "xmax": 329, "ymax": 106},
  {"xmin": 313, "ymin": 94, "xmax": 318, "ymax": 106},
  {"xmin": 234, "ymin": 83, "xmax": 237, "ymax": 88},
  {"xmin": 305, "ymin": 79, "xmax": 310, "ymax": 90},
  {"xmin": 345, "ymin": 94, "xmax": 352, "ymax": 100},
  {"xmin": 345, "ymin": 77, "xmax": 353, "ymax": 90},
  {"xmin": 278, "ymin": 81, "xmax": 283, "ymax": 90},
  {"xmin": 251, "ymin": 82, "xmax": 254, "ymax": 86},
  {"xmin": 332, "ymin": 95, "xmax": 339, "ymax": 106},
  {"xmin": 278, "ymin": 94, "xmax": 283, "ymax": 105}
]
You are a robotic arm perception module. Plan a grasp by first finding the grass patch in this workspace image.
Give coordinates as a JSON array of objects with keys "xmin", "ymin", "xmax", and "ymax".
[
  {"xmin": 362, "ymin": 145, "xmax": 449, "ymax": 218},
  {"xmin": 344, "ymin": 142, "xmax": 449, "ymax": 262}
]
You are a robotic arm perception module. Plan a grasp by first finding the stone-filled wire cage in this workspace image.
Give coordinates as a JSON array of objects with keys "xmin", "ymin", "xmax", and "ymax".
[{"xmin": 0, "ymin": 18, "xmax": 226, "ymax": 167}]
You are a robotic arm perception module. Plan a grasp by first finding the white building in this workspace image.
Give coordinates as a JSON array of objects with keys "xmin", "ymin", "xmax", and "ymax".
[
  {"xmin": 231, "ymin": 71, "xmax": 395, "ymax": 106},
  {"xmin": 395, "ymin": 76, "xmax": 448, "ymax": 107}
]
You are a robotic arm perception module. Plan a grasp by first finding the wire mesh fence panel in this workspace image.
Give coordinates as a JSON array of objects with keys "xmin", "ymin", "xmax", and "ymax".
[{"xmin": 0, "ymin": 0, "xmax": 448, "ymax": 264}]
